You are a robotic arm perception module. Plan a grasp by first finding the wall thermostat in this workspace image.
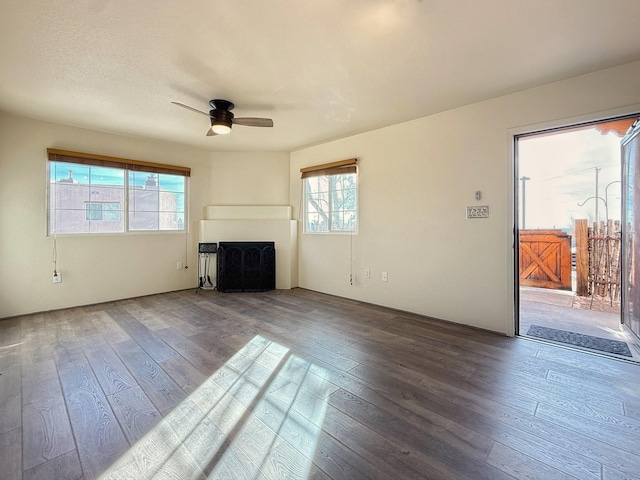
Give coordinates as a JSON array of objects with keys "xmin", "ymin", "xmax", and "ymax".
[{"xmin": 466, "ymin": 205, "xmax": 489, "ymax": 218}]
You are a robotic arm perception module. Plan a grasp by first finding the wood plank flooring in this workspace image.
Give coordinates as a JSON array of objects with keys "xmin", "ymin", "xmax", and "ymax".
[{"xmin": 1, "ymin": 288, "xmax": 640, "ymax": 479}]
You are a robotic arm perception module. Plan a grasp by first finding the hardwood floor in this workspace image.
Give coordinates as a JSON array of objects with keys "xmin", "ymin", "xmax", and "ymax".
[{"xmin": 1, "ymin": 288, "xmax": 640, "ymax": 479}]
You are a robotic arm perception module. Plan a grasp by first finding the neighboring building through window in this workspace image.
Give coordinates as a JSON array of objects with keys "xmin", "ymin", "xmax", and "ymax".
[
  {"xmin": 48, "ymin": 149, "xmax": 189, "ymax": 235},
  {"xmin": 301, "ymin": 159, "xmax": 358, "ymax": 233},
  {"xmin": 128, "ymin": 171, "xmax": 185, "ymax": 231},
  {"xmin": 85, "ymin": 202, "xmax": 120, "ymax": 221}
]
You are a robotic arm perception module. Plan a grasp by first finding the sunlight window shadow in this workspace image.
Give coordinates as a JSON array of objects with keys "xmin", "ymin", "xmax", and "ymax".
[{"xmin": 98, "ymin": 335, "xmax": 331, "ymax": 479}]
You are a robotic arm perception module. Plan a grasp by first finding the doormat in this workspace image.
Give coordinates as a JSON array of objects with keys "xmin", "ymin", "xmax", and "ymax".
[{"xmin": 526, "ymin": 325, "xmax": 632, "ymax": 357}]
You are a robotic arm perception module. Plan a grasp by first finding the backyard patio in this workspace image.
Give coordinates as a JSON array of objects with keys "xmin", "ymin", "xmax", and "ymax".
[{"xmin": 519, "ymin": 286, "xmax": 640, "ymax": 362}]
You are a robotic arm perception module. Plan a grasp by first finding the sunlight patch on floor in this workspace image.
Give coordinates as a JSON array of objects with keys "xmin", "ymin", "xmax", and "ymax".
[{"xmin": 98, "ymin": 335, "xmax": 333, "ymax": 479}]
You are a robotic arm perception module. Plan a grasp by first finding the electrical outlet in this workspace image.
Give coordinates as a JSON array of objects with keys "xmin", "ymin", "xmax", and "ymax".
[
  {"xmin": 382, "ymin": 272, "xmax": 388, "ymax": 282},
  {"xmin": 177, "ymin": 262, "xmax": 183, "ymax": 270},
  {"xmin": 53, "ymin": 273, "xmax": 62, "ymax": 283},
  {"xmin": 365, "ymin": 269, "xmax": 370, "ymax": 279}
]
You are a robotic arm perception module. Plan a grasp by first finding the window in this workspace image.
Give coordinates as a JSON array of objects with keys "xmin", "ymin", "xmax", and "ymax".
[
  {"xmin": 48, "ymin": 149, "xmax": 189, "ymax": 234},
  {"xmin": 128, "ymin": 171, "xmax": 186, "ymax": 231},
  {"xmin": 301, "ymin": 158, "xmax": 358, "ymax": 233}
]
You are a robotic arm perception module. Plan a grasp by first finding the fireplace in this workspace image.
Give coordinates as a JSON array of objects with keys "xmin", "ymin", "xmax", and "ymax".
[{"xmin": 216, "ymin": 241, "xmax": 275, "ymax": 292}]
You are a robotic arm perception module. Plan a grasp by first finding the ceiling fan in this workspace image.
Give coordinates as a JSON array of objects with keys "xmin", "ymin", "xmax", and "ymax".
[{"xmin": 172, "ymin": 99, "xmax": 274, "ymax": 136}]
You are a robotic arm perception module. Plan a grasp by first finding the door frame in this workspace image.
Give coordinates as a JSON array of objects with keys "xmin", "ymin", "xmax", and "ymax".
[
  {"xmin": 511, "ymin": 108, "xmax": 640, "ymax": 337},
  {"xmin": 621, "ymin": 120, "xmax": 640, "ymax": 343}
]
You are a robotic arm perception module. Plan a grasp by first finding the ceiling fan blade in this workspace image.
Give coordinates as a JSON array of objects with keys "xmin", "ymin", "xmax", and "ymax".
[
  {"xmin": 206, "ymin": 127, "xmax": 217, "ymax": 136},
  {"xmin": 172, "ymin": 101, "xmax": 211, "ymax": 117},
  {"xmin": 233, "ymin": 117, "xmax": 274, "ymax": 127}
]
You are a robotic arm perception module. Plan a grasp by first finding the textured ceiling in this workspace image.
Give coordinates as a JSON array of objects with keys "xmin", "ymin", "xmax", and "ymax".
[{"xmin": 2, "ymin": 0, "xmax": 640, "ymax": 152}]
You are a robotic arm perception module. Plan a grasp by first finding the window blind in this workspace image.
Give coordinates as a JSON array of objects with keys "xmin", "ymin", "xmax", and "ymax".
[
  {"xmin": 300, "ymin": 158, "xmax": 357, "ymax": 178},
  {"xmin": 47, "ymin": 148, "xmax": 191, "ymax": 177}
]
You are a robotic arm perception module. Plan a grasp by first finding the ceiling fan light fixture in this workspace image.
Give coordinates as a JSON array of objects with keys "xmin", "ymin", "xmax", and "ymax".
[
  {"xmin": 212, "ymin": 122, "xmax": 232, "ymax": 135},
  {"xmin": 210, "ymin": 108, "xmax": 233, "ymax": 135},
  {"xmin": 173, "ymin": 99, "xmax": 272, "ymax": 138}
]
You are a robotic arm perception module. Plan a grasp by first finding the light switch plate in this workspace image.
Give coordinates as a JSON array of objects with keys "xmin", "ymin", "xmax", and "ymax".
[{"xmin": 466, "ymin": 205, "xmax": 489, "ymax": 218}]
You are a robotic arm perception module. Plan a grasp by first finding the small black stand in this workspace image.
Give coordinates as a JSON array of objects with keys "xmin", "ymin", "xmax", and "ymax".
[{"xmin": 196, "ymin": 243, "xmax": 217, "ymax": 293}]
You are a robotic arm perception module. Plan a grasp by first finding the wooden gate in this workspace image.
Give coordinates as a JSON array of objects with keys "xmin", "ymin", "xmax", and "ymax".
[{"xmin": 519, "ymin": 229, "xmax": 572, "ymax": 290}]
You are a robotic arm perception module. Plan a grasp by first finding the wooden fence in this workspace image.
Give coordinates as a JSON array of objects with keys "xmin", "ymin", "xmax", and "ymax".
[
  {"xmin": 519, "ymin": 229, "xmax": 572, "ymax": 290},
  {"xmin": 575, "ymin": 219, "xmax": 622, "ymax": 300}
]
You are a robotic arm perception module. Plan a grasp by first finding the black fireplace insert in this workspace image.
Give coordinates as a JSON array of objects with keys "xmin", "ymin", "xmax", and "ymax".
[{"xmin": 216, "ymin": 241, "xmax": 275, "ymax": 292}]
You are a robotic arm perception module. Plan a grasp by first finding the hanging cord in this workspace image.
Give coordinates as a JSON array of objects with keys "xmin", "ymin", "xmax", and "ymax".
[
  {"xmin": 184, "ymin": 229, "xmax": 189, "ymax": 270},
  {"xmin": 51, "ymin": 235, "xmax": 58, "ymax": 276}
]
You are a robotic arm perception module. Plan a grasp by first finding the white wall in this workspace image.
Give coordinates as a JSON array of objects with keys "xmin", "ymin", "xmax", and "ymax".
[
  {"xmin": 208, "ymin": 151, "xmax": 290, "ymax": 205},
  {"xmin": 290, "ymin": 61, "xmax": 640, "ymax": 335},
  {"xmin": 0, "ymin": 113, "xmax": 216, "ymax": 318}
]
